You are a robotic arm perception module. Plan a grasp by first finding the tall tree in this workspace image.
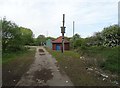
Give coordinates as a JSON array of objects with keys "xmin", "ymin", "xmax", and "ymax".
[
  {"xmin": 102, "ymin": 25, "xmax": 120, "ymax": 47},
  {"xmin": 84, "ymin": 24, "xmax": 120, "ymax": 47},
  {"xmin": 36, "ymin": 35, "xmax": 46, "ymax": 46},
  {"xmin": 70, "ymin": 33, "xmax": 81, "ymax": 49},
  {"xmin": 2, "ymin": 18, "xmax": 22, "ymax": 52},
  {"xmin": 20, "ymin": 27, "xmax": 34, "ymax": 45}
]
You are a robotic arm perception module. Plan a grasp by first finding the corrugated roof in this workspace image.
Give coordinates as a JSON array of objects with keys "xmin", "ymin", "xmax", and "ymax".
[{"xmin": 52, "ymin": 36, "xmax": 69, "ymax": 43}]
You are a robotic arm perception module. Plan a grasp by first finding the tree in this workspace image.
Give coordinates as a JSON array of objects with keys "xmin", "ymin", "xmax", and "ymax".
[
  {"xmin": 73, "ymin": 33, "xmax": 80, "ymax": 40},
  {"xmin": 101, "ymin": 25, "xmax": 120, "ymax": 47},
  {"xmin": 91, "ymin": 32, "xmax": 103, "ymax": 46},
  {"xmin": 46, "ymin": 36, "xmax": 55, "ymax": 41},
  {"xmin": 36, "ymin": 35, "xmax": 46, "ymax": 46},
  {"xmin": 83, "ymin": 25, "xmax": 120, "ymax": 47},
  {"xmin": 2, "ymin": 18, "xmax": 23, "ymax": 52},
  {"xmin": 20, "ymin": 27, "xmax": 34, "ymax": 45},
  {"xmin": 74, "ymin": 38, "xmax": 82, "ymax": 48},
  {"xmin": 2, "ymin": 18, "xmax": 35, "ymax": 52},
  {"xmin": 70, "ymin": 33, "xmax": 81, "ymax": 49}
]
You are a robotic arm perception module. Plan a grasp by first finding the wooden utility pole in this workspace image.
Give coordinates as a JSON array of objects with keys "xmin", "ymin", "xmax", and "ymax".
[
  {"xmin": 61, "ymin": 14, "xmax": 66, "ymax": 53},
  {"xmin": 62, "ymin": 14, "xmax": 65, "ymax": 53}
]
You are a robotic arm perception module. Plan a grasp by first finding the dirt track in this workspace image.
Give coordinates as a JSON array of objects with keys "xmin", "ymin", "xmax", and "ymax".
[{"xmin": 16, "ymin": 46, "xmax": 73, "ymax": 86}]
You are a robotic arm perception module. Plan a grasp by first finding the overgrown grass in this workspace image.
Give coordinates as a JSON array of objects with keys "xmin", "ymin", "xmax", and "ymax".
[
  {"xmin": 2, "ymin": 47, "xmax": 31, "ymax": 64},
  {"xmin": 46, "ymin": 48, "xmax": 114, "ymax": 86},
  {"xmin": 2, "ymin": 47, "xmax": 36, "ymax": 86},
  {"xmin": 3, "ymin": 51, "xmax": 25, "ymax": 64},
  {"xmin": 77, "ymin": 46, "xmax": 119, "ymax": 73},
  {"xmin": 50, "ymin": 50, "xmax": 80, "ymax": 61}
]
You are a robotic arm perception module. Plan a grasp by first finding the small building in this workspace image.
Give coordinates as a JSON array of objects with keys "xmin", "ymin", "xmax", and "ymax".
[
  {"xmin": 46, "ymin": 39, "xmax": 52, "ymax": 49},
  {"xmin": 52, "ymin": 36, "xmax": 70, "ymax": 50}
]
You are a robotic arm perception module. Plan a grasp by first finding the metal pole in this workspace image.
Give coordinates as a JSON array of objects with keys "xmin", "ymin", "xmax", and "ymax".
[
  {"xmin": 73, "ymin": 21, "xmax": 74, "ymax": 49},
  {"xmin": 73, "ymin": 21, "xmax": 74, "ymax": 36}
]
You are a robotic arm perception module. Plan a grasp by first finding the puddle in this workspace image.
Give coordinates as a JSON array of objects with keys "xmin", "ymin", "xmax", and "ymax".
[
  {"xmin": 39, "ymin": 49, "xmax": 44, "ymax": 52},
  {"xmin": 33, "ymin": 68, "xmax": 53, "ymax": 83},
  {"xmin": 39, "ymin": 53, "xmax": 45, "ymax": 55},
  {"xmin": 39, "ymin": 49, "xmax": 45, "ymax": 55}
]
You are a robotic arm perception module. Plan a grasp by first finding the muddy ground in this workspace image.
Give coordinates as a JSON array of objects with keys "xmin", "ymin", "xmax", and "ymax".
[{"xmin": 2, "ymin": 48, "xmax": 36, "ymax": 86}]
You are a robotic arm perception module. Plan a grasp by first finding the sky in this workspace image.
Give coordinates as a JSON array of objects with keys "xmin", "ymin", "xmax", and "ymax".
[
  {"xmin": 118, "ymin": 1, "xmax": 120, "ymax": 26},
  {"xmin": 0, "ymin": 0, "xmax": 119, "ymax": 38}
]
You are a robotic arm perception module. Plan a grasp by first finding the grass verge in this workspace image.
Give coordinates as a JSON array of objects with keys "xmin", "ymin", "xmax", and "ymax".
[
  {"xmin": 46, "ymin": 47, "xmax": 116, "ymax": 86},
  {"xmin": 2, "ymin": 47, "xmax": 36, "ymax": 86},
  {"xmin": 77, "ymin": 46, "xmax": 119, "ymax": 73}
]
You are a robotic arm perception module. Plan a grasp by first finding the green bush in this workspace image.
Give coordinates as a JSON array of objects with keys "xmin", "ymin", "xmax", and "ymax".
[{"xmin": 77, "ymin": 46, "xmax": 119, "ymax": 73}]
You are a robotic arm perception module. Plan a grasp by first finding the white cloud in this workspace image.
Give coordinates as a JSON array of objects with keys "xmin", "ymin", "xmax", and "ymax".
[{"xmin": 0, "ymin": 0, "xmax": 119, "ymax": 38}]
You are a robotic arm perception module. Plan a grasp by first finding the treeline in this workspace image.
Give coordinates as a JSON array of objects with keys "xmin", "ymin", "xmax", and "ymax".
[
  {"xmin": 2, "ymin": 18, "xmax": 34, "ymax": 52},
  {"xmin": 70, "ymin": 24, "xmax": 120, "ymax": 49},
  {"xmin": 1, "ymin": 18, "xmax": 55, "ymax": 53},
  {"xmin": 32, "ymin": 35, "xmax": 55, "ymax": 46},
  {"xmin": 69, "ymin": 24, "xmax": 120, "ymax": 73},
  {"xmin": 2, "ymin": 18, "xmax": 119, "ymax": 51}
]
